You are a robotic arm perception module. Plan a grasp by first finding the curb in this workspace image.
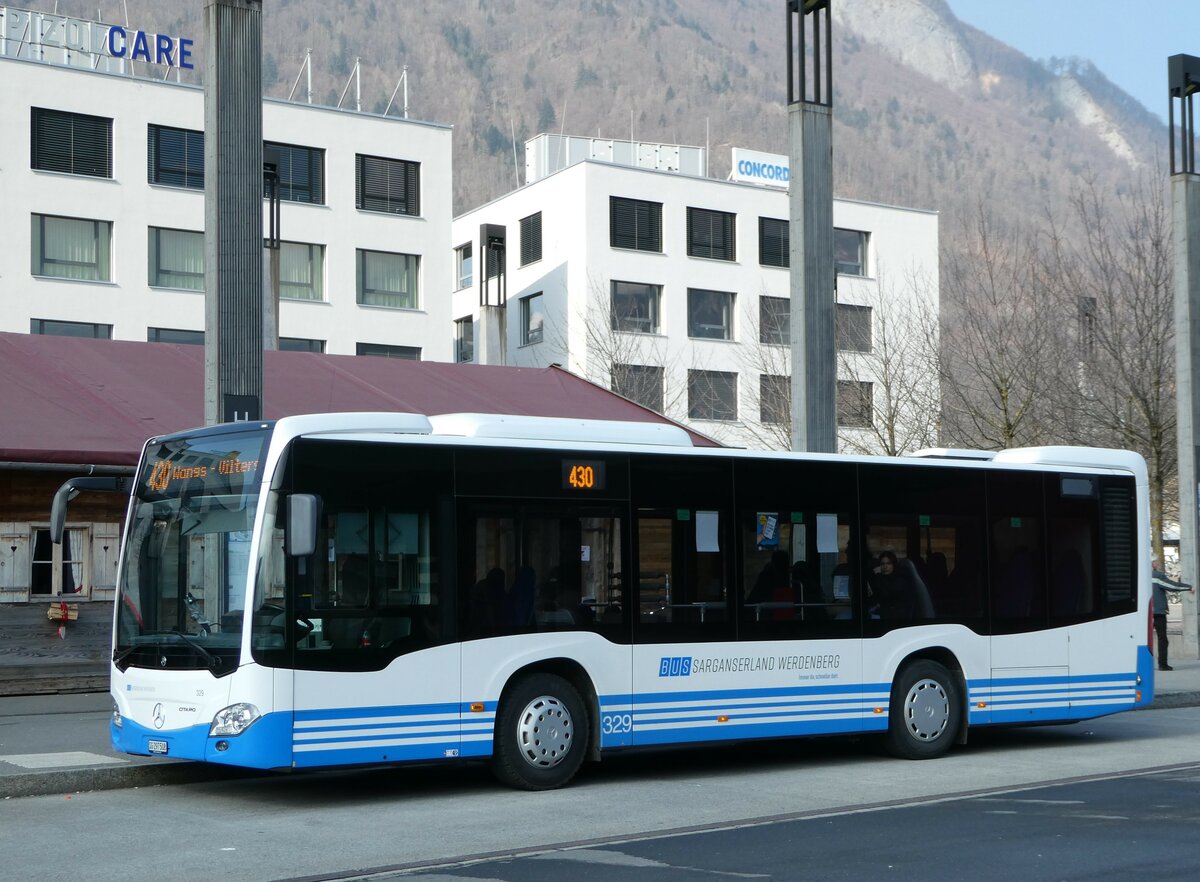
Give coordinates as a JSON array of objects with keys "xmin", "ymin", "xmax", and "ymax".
[
  {"xmin": 1145, "ymin": 691, "xmax": 1200, "ymax": 710},
  {"xmin": 0, "ymin": 761, "xmax": 261, "ymax": 800}
]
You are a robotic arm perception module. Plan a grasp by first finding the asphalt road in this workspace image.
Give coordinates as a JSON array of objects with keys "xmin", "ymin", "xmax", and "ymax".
[{"xmin": 4, "ymin": 705, "xmax": 1200, "ymax": 882}]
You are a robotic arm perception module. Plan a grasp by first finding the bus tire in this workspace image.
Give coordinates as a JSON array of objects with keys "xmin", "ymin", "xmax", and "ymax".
[
  {"xmin": 885, "ymin": 660, "xmax": 962, "ymax": 760},
  {"xmin": 491, "ymin": 673, "xmax": 588, "ymax": 790}
]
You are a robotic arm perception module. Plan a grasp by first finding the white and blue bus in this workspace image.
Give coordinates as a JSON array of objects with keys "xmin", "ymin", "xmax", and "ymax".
[{"xmin": 52, "ymin": 412, "xmax": 1155, "ymax": 789}]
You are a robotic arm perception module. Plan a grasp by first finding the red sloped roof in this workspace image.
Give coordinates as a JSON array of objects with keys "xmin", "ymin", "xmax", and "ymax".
[{"xmin": 0, "ymin": 332, "xmax": 717, "ymax": 466}]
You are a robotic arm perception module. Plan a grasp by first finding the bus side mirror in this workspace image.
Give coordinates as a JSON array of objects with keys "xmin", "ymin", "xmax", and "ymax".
[
  {"xmin": 51, "ymin": 477, "xmax": 129, "ymax": 544},
  {"xmin": 286, "ymin": 494, "xmax": 321, "ymax": 557}
]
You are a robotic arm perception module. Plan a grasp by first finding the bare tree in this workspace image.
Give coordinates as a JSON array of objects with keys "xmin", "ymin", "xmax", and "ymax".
[
  {"xmin": 1039, "ymin": 176, "xmax": 1177, "ymax": 558},
  {"xmin": 738, "ymin": 275, "xmax": 941, "ymax": 455},
  {"xmin": 836, "ymin": 265, "xmax": 941, "ymax": 456},
  {"xmin": 571, "ymin": 273, "xmax": 682, "ymax": 418},
  {"xmin": 940, "ymin": 205, "xmax": 1061, "ymax": 450}
]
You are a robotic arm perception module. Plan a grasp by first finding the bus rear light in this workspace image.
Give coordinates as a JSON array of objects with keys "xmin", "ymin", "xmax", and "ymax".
[
  {"xmin": 1136, "ymin": 690, "xmax": 1142, "ymax": 702},
  {"xmin": 470, "ymin": 702, "xmax": 485, "ymax": 713}
]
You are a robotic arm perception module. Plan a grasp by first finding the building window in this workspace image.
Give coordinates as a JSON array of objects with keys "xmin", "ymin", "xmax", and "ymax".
[
  {"xmin": 31, "ymin": 527, "xmax": 89, "ymax": 596},
  {"xmin": 760, "ymin": 374, "xmax": 791, "ymax": 425},
  {"xmin": 31, "ymin": 319, "xmax": 111, "ymax": 339},
  {"xmin": 355, "ymin": 154, "xmax": 420, "ymax": 216},
  {"xmin": 455, "ymin": 317, "xmax": 474, "ymax": 362},
  {"xmin": 759, "ymin": 296, "xmax": 790, "ymax": 345},
  {"xmin": 147, "ymin": 124, "xmax": 203, "ymax": 189},
  {"xmin": 148, "ymin": 227, "xmax": 204, "ymax": 290},
  {"xmin": 32, "ymin": 108, "xmax": 112, "ymax": 178},
  {"xmin": 148, "ymin": 327, "xmax": 203, "ymax": 345},
  {"xmin": 612, "ymin": 364, "xmax": 664, "ymax": 413},
  {"xmin": 687, "ymin": 288, "xmax": 734, "ymax": 340},
  {"xmin": 356, "ymin": 343, "xmax": 421, "ymax": 359},
  {"xmin": 687, "ymin": 207, "xmax": 736, "ymax": 261},
  {"xmin": 759, "ymin": 216, "xmax": 789, "ymax": 268},
  {"xmin": 834, "ymin": 228, "xmax": 868, "ymax": 276},
  {"xmin": 521, "ymin": 293, "xmax": 545, "ymax": 345},
  {"xmin": 836, "ymin": 303, "xmax": 873, "ymax": 353},
  {"xmin": 688, "ymin": 370, "xmax": 738, "ymax": 421},
  {"xmin": 611, "ymin": 281, "xmax": 661, "ymax": 334},
  {"xmin": 279, "ymin": 242, "xmax": 325, "ymax": 301},
  {"xmin": 357, "ymin": 249, "xmax": 419, "ymax": 309},
  {"xmin": 520, "ymin": 212, "xmax": 542, "ymax": 266},
  {"xmin": 455, "ymin": 243, "xmax": 473, "ymax": 290},
  {"xmin": 31, "ymin": 214, "xmax": 111, "ymax": 282},
  {"xmin": 266, "ymin": 141, "xmax": 325, "ymax": 204},
  {"xmin": 837, "ymin": 380, "xmax": 874, "ymax": 428},
  {"xmin": 280, "ymin": 337, "xmax": 325, "ymax": 353},
  {"xmin": 610, "ymin": 197, "xmax": 662, "ymax": 252}
]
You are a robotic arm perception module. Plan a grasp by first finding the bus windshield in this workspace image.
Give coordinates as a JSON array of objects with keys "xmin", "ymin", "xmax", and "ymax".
[{"xmin": 115, "ymin": 426, "xmax": 271, "ymax": 675}]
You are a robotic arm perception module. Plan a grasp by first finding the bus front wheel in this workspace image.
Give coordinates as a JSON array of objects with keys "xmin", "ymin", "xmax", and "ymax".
[
  {"xmin": 492, "ymin": 673, "xmax": 588, "ymax": 790},
  {"xmin": 885, "ymin": 660, "xmax": 962, "ymax": 760}
]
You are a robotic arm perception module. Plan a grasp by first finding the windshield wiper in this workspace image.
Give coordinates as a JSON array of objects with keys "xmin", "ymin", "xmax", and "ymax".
[
  {"xmin": 167, "ymin": 629, "xmax": 221, "ymax": 670},
  {"xmin": 113, "ymin": 644, "xmax": 140, "ymax": 665}
]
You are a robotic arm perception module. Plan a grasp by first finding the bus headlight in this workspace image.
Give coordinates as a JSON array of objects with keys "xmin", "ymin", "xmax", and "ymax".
[
  {"xmin": 209, "ymin": 703, "xmax": 261, "ymax": 737},
  {"xmin": 112, "ymin": 699, "xmax": 123, "ymax": 728}
]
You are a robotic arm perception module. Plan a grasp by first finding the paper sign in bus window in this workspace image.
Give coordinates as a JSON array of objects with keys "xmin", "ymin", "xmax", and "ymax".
[
  {"xmin": 816, "ymin": 514, "xmax": 838, "ymax": 554},
  {"xmin": 696, "ymin": 511, "xmax": 720, "ymax": 552}
]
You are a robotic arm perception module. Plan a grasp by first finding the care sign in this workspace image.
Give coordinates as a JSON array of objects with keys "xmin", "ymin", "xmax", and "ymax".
[{"xmin": 0, "ymin": 6, "xmax": 194, "ymax": 71}]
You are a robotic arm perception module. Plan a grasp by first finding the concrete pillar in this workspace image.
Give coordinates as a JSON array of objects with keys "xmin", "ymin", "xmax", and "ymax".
[
  {"xmin": 1174, "ymin": 173, "xmax": 1200, "ymax": 658},
  {"xmin": 204, "ymin": 0, "xmax": 264, "ymax": 424},
  {"xmin": 787, "ymin": 0, "xmax": 836, "ymax": 453}
]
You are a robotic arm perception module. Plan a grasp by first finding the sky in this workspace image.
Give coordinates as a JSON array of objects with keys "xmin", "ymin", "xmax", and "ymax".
[{"xmin": 946, "ymin": 0, "xmax": 1196, "ymax": 123}]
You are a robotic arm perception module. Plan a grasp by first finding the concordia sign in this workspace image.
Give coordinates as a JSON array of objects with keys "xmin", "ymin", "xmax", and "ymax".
[
  {"xmin": 0, "ymin": 5, "xmax": 193, "ymax": 72},
  {"xmin": 730, "ymin": 147, "xmax": 790, "ymax": 189}
]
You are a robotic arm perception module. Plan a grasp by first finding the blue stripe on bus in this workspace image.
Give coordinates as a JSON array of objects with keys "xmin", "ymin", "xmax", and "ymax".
[
  {"xmin": 295, "ymin": 728, "xmax": 465, "ymax": 746},
  {"xmin": 296, "ymin": 716, "xmax": 486, "ymax": 735},
  {"xmin": 633, "ymin": 716, "xmax": 887, "ymax": 746},
  {"xmin": 293, "ymin": 701, "xmax": 465, "ymax": 722}
]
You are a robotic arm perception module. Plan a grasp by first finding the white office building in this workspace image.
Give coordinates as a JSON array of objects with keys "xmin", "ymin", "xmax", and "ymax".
[
  {"xmin": 452, "ymin": 135, "xmax": 941, "ymax": 452},
  {"xmin": 0, "ymin": 8, "xmax": 453, "ymax": 360}
]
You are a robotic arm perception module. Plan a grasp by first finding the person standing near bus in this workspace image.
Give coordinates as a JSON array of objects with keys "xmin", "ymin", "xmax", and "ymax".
[{"xmin": 1151, "ymin": 557, "xmax": 1193, "ymax": 671}]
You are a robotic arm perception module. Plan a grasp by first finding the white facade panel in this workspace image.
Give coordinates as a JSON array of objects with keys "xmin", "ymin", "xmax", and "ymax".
[
  {"xmin": 453, "ymin": 153, "xmax": 940, "ymax": 454},
  {"xmin": 0, "ymin": 55, "xmax": 453, "ymax": 360}
]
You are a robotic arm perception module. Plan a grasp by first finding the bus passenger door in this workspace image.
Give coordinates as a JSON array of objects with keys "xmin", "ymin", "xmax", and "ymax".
[
  {"xmin": 459, "ymin": 503, "xmax": 633, "ymax": 752},
  {"xmin": 988, "ymin": 474, "xmax": 1067, "ymax": 724},
  {"xmin": 288, "ymin": 500, "xmax": 461, "ymax": 769},
  {"xmin": 631, "ymin": 508, "xmax": 736, "ymax": 748}
]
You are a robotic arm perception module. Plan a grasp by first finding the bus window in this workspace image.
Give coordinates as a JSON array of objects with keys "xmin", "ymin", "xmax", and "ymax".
[
  {"xmin": 988, "ymin": 471, "xmax": 1046, "ymax": 632},
  {"xmin": 861, "ymin": 463, "xmax": 985, "ymax": 628},
  {"xmin": 635, "ymin": 510, "xmax": 730, "ymax": 632},
  {"xmin": 460, "ymin": 506, "xmax": 626, "ymax": 638}
]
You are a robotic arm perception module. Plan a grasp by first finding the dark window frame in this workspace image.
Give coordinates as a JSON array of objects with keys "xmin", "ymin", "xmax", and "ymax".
[
  {"xmin": 32, "ymin": 108, "xmax": 112, "ymax": 178},
  {"xmin": 687, "ymin": 207, "xmax": 736, "ymax": 261},
  {"xmin": 355, "ymin": 153, "xmax": 420, "ymax": 216},
  {"xmin": 758, "ymin": 216, "xmax": 789, "ymax": 268},
  {"xmin": 519, "ymin": 212, "xmax": 543, "ymax": 266},
  {"xmin": 610, "ymin": 196, "xmax": 663, "ymax": 253},
  {"xmin": 147, "ymin": 123, "xmax": 203, "ymax": 189},
  {"xmin": 266, "ymin": 141, "xmax": 325, "ymax": 204}
]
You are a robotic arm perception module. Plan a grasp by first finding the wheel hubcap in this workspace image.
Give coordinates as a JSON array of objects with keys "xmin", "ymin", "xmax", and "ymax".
[
  {"xmin": 904, "ymin": 677, "xmax": 949, "ymax": 742},
  {"xmin": 517, "ymin": 694, "xmax": 574, "ymax": 768}
]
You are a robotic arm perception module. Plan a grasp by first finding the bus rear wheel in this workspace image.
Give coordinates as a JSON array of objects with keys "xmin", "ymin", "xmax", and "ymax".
[
  {"xmin": 492, "ymin": 673, "xmax": 588, "ymax": 790},
  {"xmin": 885, "ymin": 660, "xmax": 962, "ymax": 760}
]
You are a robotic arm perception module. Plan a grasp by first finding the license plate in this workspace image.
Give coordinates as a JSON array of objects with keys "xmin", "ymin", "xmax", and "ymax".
[{"xmin": 147, "ymin": 740, "xmax": 168, "ymax": 755}]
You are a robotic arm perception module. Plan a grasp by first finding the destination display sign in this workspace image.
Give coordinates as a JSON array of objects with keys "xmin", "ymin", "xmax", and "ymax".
[{"xmin": 138, "ymin": 429, "xmax": 269, "ymax": 501}]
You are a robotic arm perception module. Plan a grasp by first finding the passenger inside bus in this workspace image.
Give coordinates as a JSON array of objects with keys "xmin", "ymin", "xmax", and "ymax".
[
  {"xmin": 325, "ymin": 555, "xmax": 379, "ymax": 649},
  {"xmin": 868, "ymin": 551, "xmax": 935, "ymax": 620}
]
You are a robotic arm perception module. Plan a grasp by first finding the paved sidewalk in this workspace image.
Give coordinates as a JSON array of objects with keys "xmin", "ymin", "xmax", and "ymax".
[{"xmin": 2, "ymin": 660, "xmax": 1198, "ymax": 800}]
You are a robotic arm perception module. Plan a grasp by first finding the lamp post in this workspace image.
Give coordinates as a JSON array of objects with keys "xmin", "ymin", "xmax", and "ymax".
[
  {"xmin": 1170, "ymin": 53, "xmax": 1200, "ymax": 658},
  {"xmin": 786, "ymin": 0, "xmax": 836, "ymax": 453}
]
